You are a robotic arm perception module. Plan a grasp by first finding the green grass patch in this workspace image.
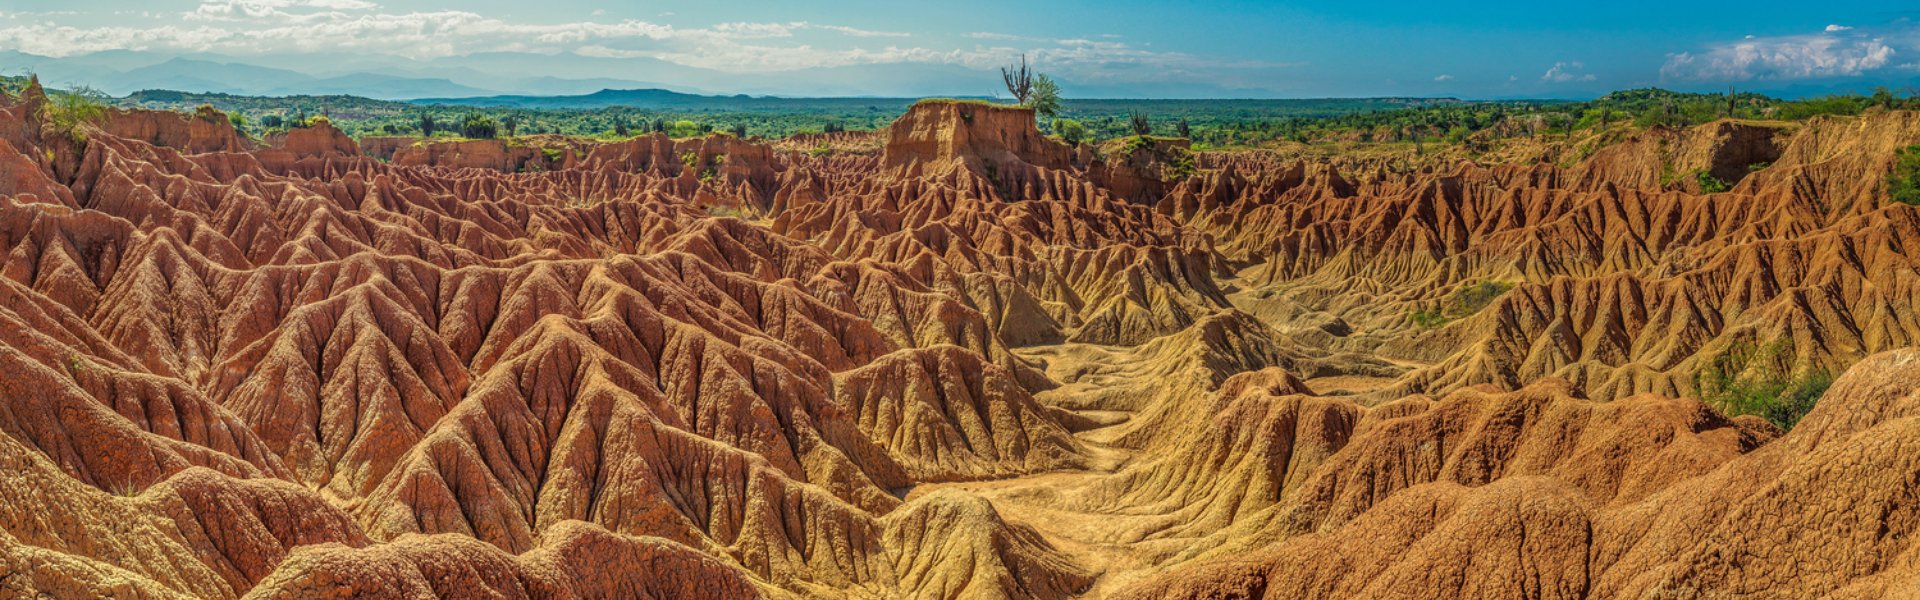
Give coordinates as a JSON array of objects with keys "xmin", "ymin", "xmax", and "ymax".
[
  {"xmin": 912, "ymin": 98, "xmax": 1013, "ymax": 108},
  {"xmin": 1408, "ymin": 280, "xmax": 1515, "ymax": 328},
  {"xmin": 1695, "ymin": 340, "xmax": 1832, "ymax": 430},
  {"xmin": 1407, "ymin": 307, "xmax": 1449, "ymax": 328},
  {"xmin": 1695, "ymin": 170, "xmax": 1730, "ymax": 193}
]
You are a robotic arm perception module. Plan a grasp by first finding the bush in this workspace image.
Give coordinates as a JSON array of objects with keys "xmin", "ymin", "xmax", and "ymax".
[
  {"xmin": 1695, "ymin": 170, "xmax": 1730, "ymax": 193},
  {"xmin": 668, "ymin": 120, "xmax": 701, "ymax": 138},
  {"xmin": 42, "ymin": 85, "xmax": 109, "ymax": 143},
  {"xmin": 706, "ymin": 204, "xmax": 754, "ymax": 219},
  {"xmin": 1165, "ymin": 146, "xmax": 1196, "ymax": 180},
  {"xmin": 1028, "ymin": 74, "xmax": 1062, "ymax": 119},
  {"xmin": 459, "ymin": 114, "xmax": 497, "ymax": 139},
  {"xmin": 1453, "ymin": 280, "xmax": 1513, "ymax": 313},
  {"xmin": 1889, "ymin": 144, "xmax": 1920, "ymax": 206},
  {"xmin": 1408, "ymin": 280, "xmax": 1514, "ymax": 329},
  {"xmin": 1696, "ymin": 340, "xmax": 1832, "ymax": 430},
  {"xmin": 1129, "ymin": 111, "xmax": 1152, "ymax": 136},
  {"xmin": 1052, "ymin": 118, "xmax": 1089, "ymax": 144},
  {"xmin": 1408, "ymin": 307, "xmax": 1448, "ymax": 328}
]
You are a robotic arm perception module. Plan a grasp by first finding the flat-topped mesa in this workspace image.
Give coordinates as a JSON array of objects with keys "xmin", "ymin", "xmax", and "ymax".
[
  {"xmin": 98, "ymin": 104, "xmax": 253, "ymax": 154},
  {"xmin": 576, "ymin": 132, "xmax": 784, "ymax": 207},
  {"xmin": 391, "ymin": 138, "xmax": 548, "ymax": 172},
  {"xmin": 882, "ymin": 100, "xmax": 1077, "ymax": 179},
  {"xmin": 273, "ymin": 118, "xmax": 360, "ymax": 159},
  {"xmin": 1092, "ymin": 135, "xmax": 1195, "ymax": 204}
]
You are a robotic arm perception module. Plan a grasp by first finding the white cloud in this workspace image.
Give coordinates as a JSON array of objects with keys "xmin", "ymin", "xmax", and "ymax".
[
  {"xmin": 710, "ymin": 21, "xmax": 799, "ymax": 39},
  {"xmin": 0, "ymin": 4, "xmax": 1281, "ymax": 88},
  {"xmin": 814, "ymin": 24, "xmax": 909, "ymax": 38},
  {"xmin": 1433, "ymin": 74, "xmax": 1454, "ymax": 81},
  {"xmin": 1541, "ymin": 61, "xmax": 1596, "ymax": 82},
  {"xmin": 189, "ymin": 0, "xmax": 376, "ymax": 21},
  {"xmin": 0, "ymin": 10, "xmax": 82, "ymax": 19},
  {"xmin": 1661, "ymin": 26, "xmax": 1897, "ymax": 81}
]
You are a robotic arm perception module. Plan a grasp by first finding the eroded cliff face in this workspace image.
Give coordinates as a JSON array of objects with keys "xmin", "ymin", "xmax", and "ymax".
[
  {"xmin": 97, "ymin": 105, "xmax": 254, "ymax": 155},
  {"xmin": 1, "ymin": 89, "xmax": 1919, "ymax": 600}
]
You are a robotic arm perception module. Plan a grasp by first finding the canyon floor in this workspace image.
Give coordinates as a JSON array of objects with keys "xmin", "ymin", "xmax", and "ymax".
[{"xmin": 4, "ymin": 81, "xmax": 1920, "ymax": 599}]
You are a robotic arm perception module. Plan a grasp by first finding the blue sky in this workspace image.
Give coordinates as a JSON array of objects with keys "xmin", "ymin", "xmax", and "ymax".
[{"xmin": 2, "ymin": 0, "xmax": 1917, "ymax": 98}]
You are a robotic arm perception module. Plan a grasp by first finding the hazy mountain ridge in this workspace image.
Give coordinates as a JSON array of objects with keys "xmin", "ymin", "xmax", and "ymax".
[{"xmin": 4, "ymin": 49, "xmax": 1453, "ymax": 100}]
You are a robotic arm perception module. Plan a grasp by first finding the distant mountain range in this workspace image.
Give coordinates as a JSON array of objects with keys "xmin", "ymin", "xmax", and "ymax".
[
  {"xmin": 1, "ymin": 49, "xmax": 1311, "ymax": 101},
  {"xmin": 407, "ymin": 88, "xmax": 960, "ymax": 110},
  {"xmin": 6, "ymin": 49, "xmax": 1910, "ymax": 102}
]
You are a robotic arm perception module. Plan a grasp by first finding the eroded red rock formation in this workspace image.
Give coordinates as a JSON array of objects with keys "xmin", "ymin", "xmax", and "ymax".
[{"xmin": 2, "ymin": 87, "xmax": 1918, "ymax": 599}]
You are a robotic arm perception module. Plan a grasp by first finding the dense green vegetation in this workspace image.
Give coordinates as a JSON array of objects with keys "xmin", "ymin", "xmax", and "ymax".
[
  {"xmin": 119, "ymin": 89, "xmax": 904, "ymax": 140},
  {"xmin": 1890, "ymin": 144, "xmax": 1920, "ymax": 206},
  {"xmin": 1696, "ymin": 170, "xmax": 1731, "ymax": 193},
  {"xmin": 42, "ymin": 85, "xmax": 110, "ymax": 143},
  {"xmin": 8, "ymin": 72, "xmax": 1913, "ymax": 154},
  {"xmin": 114, "ymin": 87, "xmax": 1469, "ymax": 143},
  {"xmin": 1160, "ymin": 87, "xmax": 1918, "ymax": 150},
  {"xmin": 1696, "ymin": 341, "xmax": 1833, "ymax": 430}
]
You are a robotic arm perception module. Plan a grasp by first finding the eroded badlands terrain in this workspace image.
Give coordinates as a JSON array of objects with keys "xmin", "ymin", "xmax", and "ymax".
[{"xmin": 3, "ymin": 80, "xmax": 1920, "ymax": 599}]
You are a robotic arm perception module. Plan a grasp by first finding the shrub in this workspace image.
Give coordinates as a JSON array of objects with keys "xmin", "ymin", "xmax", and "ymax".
[
  {"xmin": 1889, "ymin": 144, "xmax": 1920, "ymax": 206},
  {"xmin": 1129, "ymin": 111, "xmax": 1152, "ymax": 136},
  {"xmin": 1408, "ymin": 307, "xmax": 1448, "ymax": 328},
  {"xmin": 1453, "ymin": 280, "xmax": 1513, "ymax": 313},
  {"xmin": 1052, "ymin": 118, "xmax": 1089, "ymax": 145},
  {"xmin": 1165, "ymin": 146, "xmax": 1196, "ymax": 180},
  {"xmin": 459, "ymin": 113, "xmax": 497, "ymax": 139},
  {"xmin": 668, "ymin": 120, "xmax": 701, "ymax": 138},
  {"xmin": 1695, "ymin": 170, "xmax": 1730, "ymax": 193},
  {"xmin": 1695, "ymin": 340, "xmax": 1832, "ymax": 430},
  {"xmin": 42, "ymin": 86, "xmax": 110, "ymax": 143},
  {"xmin": 1028, "ymin": 74, "xmax": 1061, "ymax": 119},
  {"xmin": 706, "ymin": 204, "xmax": 754, "ymax": 219},
  {"xmin": 1408, "ymin": 280, "xmax": 1514, "ymax": 329}
]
